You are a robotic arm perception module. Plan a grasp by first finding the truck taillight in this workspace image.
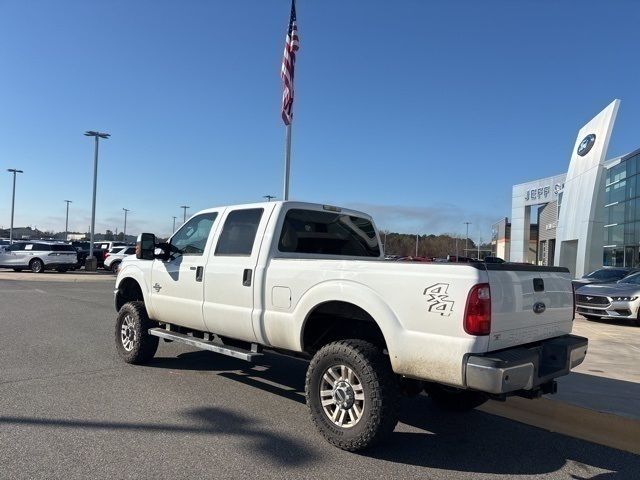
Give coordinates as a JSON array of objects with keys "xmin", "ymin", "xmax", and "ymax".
[{"xmin": 464, "ymin": 283, "xmax": 491, "ymax": 336}]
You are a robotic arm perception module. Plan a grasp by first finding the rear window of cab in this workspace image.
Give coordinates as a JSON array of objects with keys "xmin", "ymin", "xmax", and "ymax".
[{"xmin": 278, "ymin": 209, "xmax": 380, "ymax": 257}]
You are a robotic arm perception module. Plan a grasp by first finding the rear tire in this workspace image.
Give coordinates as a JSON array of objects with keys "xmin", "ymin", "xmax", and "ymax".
[
  {"xmin": 115, "ymin": 301, "xmax": 159, "ymax": 364},
  {"xmin": 111, "ymin": 261, "xmax": 121, "ymax": 273},
  {"xmin": 29, "ymin": 258, "xmax": 44, "ymax": 273},
  {"xmin": 305, "ymin": 339, "xmax": 399, "ymax": 451},
  {"xmin": 427, "ymin": 384, "xmax": 488, "ymax": 412}
]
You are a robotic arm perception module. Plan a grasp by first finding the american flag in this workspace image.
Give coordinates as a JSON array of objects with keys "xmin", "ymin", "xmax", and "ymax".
[{"xmin": 281, "ymin": 0, "xmax": 299, "ymax": 126}]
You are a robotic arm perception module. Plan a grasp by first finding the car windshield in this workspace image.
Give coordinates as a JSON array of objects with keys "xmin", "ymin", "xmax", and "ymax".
[
  {"xmin": 618, "ymin": 272, "xmax": 640, "ymax": 284},
  {"xmin": 583, "ymin": 269, "xmax": 627, "ymax": 280}
]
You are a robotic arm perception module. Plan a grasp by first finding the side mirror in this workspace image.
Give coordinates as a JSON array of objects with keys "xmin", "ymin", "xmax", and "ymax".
[{"xmin": 136, "ymin": 233, "xmax": 156, "ymax": 260}]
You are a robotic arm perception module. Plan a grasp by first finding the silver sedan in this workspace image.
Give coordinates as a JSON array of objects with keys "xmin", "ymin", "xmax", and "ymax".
[{"xmin": 575, "ymin": 272, "xmax": 640, "ymax": 326}]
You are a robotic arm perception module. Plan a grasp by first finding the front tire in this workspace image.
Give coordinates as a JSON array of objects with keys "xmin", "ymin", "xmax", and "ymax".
[
  {"xmin": 115, "ymin": 301, "xmax": 159, "ymax": 364},
  {"xmin": 427, "ymin": 384, "xmax": 488, "ymax": 412},
  {"xmin": 305, "ymin": 339, "xmax": 399, "ymax": 451},
  {"xmin": 29, "ymin": 258, "xmax": 44, "ymax": 273},
  {"xmin": 110, "ymin": 261, "xmax": 121, "ymax": 273}
]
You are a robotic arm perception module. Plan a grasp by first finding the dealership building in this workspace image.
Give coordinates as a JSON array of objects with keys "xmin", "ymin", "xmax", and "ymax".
[{"xmin": 492, "ymin": 99, "xmax": 640, "ymax": 277}]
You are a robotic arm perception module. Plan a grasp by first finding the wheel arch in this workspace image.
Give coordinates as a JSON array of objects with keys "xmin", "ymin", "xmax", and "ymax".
[
  {"xmin": 115, "ymin": 265, "xmax": 152, "ymax": 314},
  {"xmin": 296, "ymin": 281, "xmax": 402, "ymax": 360}
]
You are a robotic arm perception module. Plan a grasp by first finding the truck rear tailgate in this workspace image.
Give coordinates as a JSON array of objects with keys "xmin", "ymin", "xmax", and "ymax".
[{"xmin": 486, "ymin": 264, "xmax": 574, "ymax": 350}]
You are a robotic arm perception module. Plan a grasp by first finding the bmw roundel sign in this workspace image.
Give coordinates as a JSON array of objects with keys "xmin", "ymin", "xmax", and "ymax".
[{"xmin": 577, "ymin": 133, "xmax": 596, "ymax": 156}]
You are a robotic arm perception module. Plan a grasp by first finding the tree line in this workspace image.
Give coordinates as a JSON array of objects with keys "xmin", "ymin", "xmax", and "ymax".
[{"xmin": 381, "ymin": 231, "xmax": 493, "ymax": 259}]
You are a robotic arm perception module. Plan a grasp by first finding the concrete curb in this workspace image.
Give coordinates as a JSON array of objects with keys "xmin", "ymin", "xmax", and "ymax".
[
  {"xmin": 0, "ymin": 272, "xmax": 114, "ymax": 282},
  {"xmin": 479, "ymin": 397, "xmax": 640, "ymax": 455}
]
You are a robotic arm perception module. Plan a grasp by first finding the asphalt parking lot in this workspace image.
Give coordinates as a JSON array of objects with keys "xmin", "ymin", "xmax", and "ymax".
[{"xmin": 1, "ymin": 278, "xmax": 639, "ymax": 480}]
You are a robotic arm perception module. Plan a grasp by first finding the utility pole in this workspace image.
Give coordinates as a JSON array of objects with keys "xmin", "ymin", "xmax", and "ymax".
[
  {"xmin": 455, "ymin": 236, "xmax": 459, "ymax": 259},
  {"xmin": 7, "ymin": 169, "xmax": 23, "ymax": 244},
  {"xmin": 64, "ymin": 200, "xmax": 72, "ymax": 241},
  {"xmin": 477, "ymin": 236, "xmax": 481, "ymax": 260},
  {"xmin": 84, "ymin": 130, "xmax": 110, "ymax": 271},
  {"xmin": 172, "ymin": 216, "xmax": 177, "ymax": 233},
  {"xmin": 263, "ymin": 195, "xmax": 275, "ymax": 202},
  {"xmin": 464, "ymin": 222, "xmax": 471, "ymax": 257},
  {"xmin": 415, "ymin": 234, "xmax": 419, "ymax": 257},
  {"xmin": 122, "ymin": 208, "xmax": 130, "ymax": 241},
  {"xmin": 180, "ymin": 205, "xmax": 190, "ymax": 223}
]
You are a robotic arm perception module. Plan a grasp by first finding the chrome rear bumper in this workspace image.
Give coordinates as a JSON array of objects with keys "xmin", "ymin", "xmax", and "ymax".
[{"xmin": 464, "ymin": 335, "xmax": 588, "ymax": 394}]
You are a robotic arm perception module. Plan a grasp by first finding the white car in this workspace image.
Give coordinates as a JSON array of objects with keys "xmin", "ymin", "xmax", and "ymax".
[
  {"xmin": 104, "ymin": 246, "xmax": 135, "ymax": 272},
  {"xmin": 113, "ymin": 201, "xmax": 587, "ymax": 451}
]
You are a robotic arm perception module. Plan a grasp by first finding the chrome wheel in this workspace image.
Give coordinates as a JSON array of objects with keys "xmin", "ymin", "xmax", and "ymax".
[
  {"xmin": 120, "ymin": 315, "xmax": 137, "ymax": 352},
  {"xmin": 320, "ymin": 364, "xmax": 365, "ymax": 428}
]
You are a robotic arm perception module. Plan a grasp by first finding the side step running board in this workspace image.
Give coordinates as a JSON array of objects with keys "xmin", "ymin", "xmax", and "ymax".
[{"xmin": 148, "ymin": 328, "xmax": 262, "ymax": 362}]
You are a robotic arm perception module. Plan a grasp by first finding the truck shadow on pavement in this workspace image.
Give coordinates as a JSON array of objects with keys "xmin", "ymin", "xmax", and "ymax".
[
  {"xmin": 145, "ymin": 351, "xmax": 640, "ymax": 477},
  {"xmin": 0, "ymin": 405, "xmax": 320, "ymax": 468}
]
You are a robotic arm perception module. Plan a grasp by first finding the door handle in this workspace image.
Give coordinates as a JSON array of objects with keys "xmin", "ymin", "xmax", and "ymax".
[
  {"xmin": 242, "ymin": 269, "xmax": 252, "ymax": 287},
  {"xmin": 195, "ymin": 266, "xmax": 203, "ymax": 282}
]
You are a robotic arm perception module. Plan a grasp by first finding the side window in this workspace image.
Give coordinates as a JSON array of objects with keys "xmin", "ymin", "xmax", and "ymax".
[
  {"xmin": 170, "ymin": 212, "xmax": 218, "ymax": 256},
  {"xmin": 215, "ymin": 209, "xmax": 264, "ymax": 256},
  {"xmin": 7, "ymin": 243, "xmax": 24, "ymax": 252},
  {"xmin": 125, "ymin": 247, "xmax": 136, "ymax": 255},
  {"xmin": 278, "ymin": 209, "xmax": 381, "ymax": 257}
]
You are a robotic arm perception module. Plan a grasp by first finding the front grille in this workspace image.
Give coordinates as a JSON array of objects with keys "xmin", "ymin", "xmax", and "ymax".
[
  {"xmin": 577, "ymin": 307, "xmax": 606, "ymax": 315},
  {"xmin": 576, "ymin": 294, "xmax": 610, "ymax": 306}
]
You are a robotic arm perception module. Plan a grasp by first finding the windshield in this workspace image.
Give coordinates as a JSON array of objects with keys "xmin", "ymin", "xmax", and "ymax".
[
  {"xmin": 618, "ymin": 272, "xmax": 640, "ymax": 284},
  {"xmin": 583, "ymin": 269, "xmax": 627, "ymax": 280}
]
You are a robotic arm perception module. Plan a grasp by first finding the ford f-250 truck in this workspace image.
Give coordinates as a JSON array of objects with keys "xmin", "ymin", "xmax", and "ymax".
[{"xmin": 113, "ymin": 201, "xmax": 587, "ymax": 451}]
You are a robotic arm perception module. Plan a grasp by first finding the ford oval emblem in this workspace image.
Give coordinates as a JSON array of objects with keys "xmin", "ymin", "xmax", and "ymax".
[
  {"xmin": 533, "ymin": 302, "xmax": 546, "ymax": 314},
  {"xmin": 577, "ymin": 134, "xmax": 596, "ymax": 156}
]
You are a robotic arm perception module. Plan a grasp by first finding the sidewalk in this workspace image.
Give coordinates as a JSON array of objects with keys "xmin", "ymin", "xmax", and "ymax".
[{"xmin": 0, "ymin": 270, "xmax": 114, "ymax": 282}]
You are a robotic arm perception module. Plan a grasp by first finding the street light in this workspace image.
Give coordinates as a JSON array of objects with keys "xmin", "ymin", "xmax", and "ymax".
[
  {"xmin": 84, "ymin": 130, "xmax": 110, "ymax": 270},
  {"xmin": 7, "ymin": 169, "xmax": 23, "ymax": 244},
  {"xmin": 180, "ymin": 205, "xmax": 190, "ymax": 223},
  {"xmin": 64, "ymin": 200, "xmax": 72, "ymax": 241},
  {"xmin": 122, "ymin": 208, "xmax": 130, "ymax": 240},
  {"xmin": 464, "ymin": 222, "xmax": 472, "ymax": 257}
]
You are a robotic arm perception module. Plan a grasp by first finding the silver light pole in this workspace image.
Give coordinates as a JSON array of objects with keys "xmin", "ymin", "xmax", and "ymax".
[
  {"xmin": 7, "ymin": 169, "xmax": 23, "ymax": 244},
  {"xmin": 464, "ymin": 222, "xmax": 471, "ymax": 257},
  {"xmin": 180, "ymin": 205, "xmax": 190, "ymax": 224},
  {"xmin": 415, "ymin": 234, "xmax": 419, "ymax": 257},
  {"xmin": 123, "ymin": 208, "xmax": 129, "ymax": 241},
  {"xmin": 64, "ymin": 200, "xmax": 72, "ymax": 241},
  {"xmin": 84, "ymin": 131, "xmax": 110, "ymax": 270},
  {"xmin": 172, "ymin": 216, "xmax": 177, "ymax": 233}
]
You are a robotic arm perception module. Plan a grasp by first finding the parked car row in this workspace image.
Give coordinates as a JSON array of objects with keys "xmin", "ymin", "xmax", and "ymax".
[{"xmin": 0, "ymin": 239, "xmax": 134, "ymax": 273}]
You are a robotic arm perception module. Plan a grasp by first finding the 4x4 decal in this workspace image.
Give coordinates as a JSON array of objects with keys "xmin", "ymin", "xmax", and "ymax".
[{"xmin": 423, "ymin": 283, "xmax": 454, "ymax": 316}]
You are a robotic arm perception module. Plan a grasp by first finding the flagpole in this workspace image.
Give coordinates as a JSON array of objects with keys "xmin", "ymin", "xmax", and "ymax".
[{"xmin": 283, "ymin": 123, "xmax": 292, "ymax": 200}]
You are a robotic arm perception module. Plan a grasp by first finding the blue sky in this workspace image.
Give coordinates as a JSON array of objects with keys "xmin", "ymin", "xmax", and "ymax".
[{"xmin": 0, "ymin": 0, "xmax": 638, "ymax": 240}]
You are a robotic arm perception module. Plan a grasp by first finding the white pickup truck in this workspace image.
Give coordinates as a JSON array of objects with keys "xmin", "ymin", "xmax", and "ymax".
[{"xmin": 114, "ymin": 201, "xmax": 587, "ymax": 451}]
